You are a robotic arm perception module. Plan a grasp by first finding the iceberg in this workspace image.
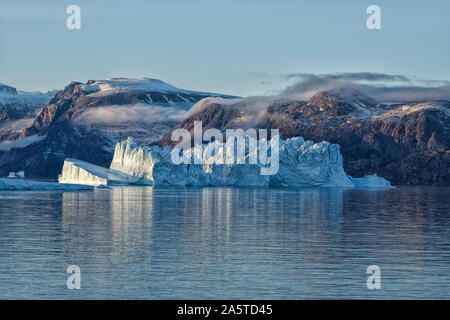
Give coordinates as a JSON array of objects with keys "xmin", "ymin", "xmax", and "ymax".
[
  {"xmin": 0, "ymin": 178, "xmax": 94, "ymax": 191},
  {"xmin": 58, "ymin": 158, "xmax": 152, "ymax": 187},
  {"xmin": 59, "ymin": 136, "xmax": 391, "ymax": 188},
  {"xmin": 106, "ymin": 136, "xmax": 391, "ymax": 188},
  {"xmin": 349, "ymin": 174, "xmax": 392, "ymax": 188},
  {"xmin": 8, "ymin": 170, "xmax": 25, "ymax": 178},
  {"xmin": 110, "ymin": 137, "xmax": 269, "ymax": 186}
]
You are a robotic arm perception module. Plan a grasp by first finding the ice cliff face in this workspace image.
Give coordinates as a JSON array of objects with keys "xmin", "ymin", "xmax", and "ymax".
[
  {"xmin": 273, "ymin": 138, "xmax": 354, "ymax": 187},
  {"xmin": 111, "ymin": 137, "xmax": 269, "ymax": 186},
  {"xmin": 59, "ymin": 158, "xmax": 151, "ymax": 186},
  {"xmin": 108, "ymin": 136, "xmax": 390, "ymax": 188}
]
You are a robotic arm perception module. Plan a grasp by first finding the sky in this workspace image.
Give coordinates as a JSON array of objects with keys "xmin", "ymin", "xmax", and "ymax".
[{"xmin": 0, "ymin": 0, "xmax": 449, "ymax": 97}]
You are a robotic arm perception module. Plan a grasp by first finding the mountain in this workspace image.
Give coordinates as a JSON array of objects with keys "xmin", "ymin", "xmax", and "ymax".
[
  {"xmin": 0, "ymin": 84, "xmax": 55, "ymax": 140},
  {"xmin": 2, "ymin": 79, "xmax": 448, "ymax": 185},
  {"xmin": 0, "ymin": 78, "xmax": 235, "ymax": 178},
  {"xmin": 157, "ymin": 90, "xmax": 450, "ymax": 186}
]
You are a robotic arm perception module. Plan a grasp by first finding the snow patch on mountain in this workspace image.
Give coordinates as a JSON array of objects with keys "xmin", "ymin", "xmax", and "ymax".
[
  {"xmin": 18, "ymin": 90, "xmax": 57, "ymax": 105},
  {"xmin": 80, "ymin": 77, "xmax": 225, "ymax": 97},
  {"xmin": 0, "ymin": 83, "xmax": 55, "ymax": 105},
  {"xmin": 0, "ymin": 84, "xmax": 21, "ymax": 105},
  {"xmin": 372, "ymin": 101, "xmax": 450, "ymax": 120}
]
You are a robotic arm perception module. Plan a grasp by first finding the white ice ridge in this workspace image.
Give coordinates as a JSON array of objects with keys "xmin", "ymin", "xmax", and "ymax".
[
  {"xmin": 0, "ymin": 178, "xmax": 94, "ymax": 191},
  {"xmin": 106, "ymin": 137, "xmax": 391, "ymax": 188},
  {"xmin": 58, "ymin": 158, "xmax": 152, "ymax": 187}
]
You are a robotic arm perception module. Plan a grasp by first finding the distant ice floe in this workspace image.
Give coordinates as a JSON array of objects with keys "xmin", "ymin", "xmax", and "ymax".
[
  {"xmin": 0, "ymin": 178, "xmax": 93, "ymax": 191},
  {"xmin": 59, "ymin": 136, "xmax": 391, "ymax": 188},
  {"xmin": 8, "ymin": 171, "xmax": 25, "ymax": 178}
]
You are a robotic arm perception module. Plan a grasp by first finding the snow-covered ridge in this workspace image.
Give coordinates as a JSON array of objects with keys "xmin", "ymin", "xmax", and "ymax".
[
  {"xmin": 0, "ymin": 83, "xmax": 55, "ymax": 105},
  {"xmin": 80, "ymin": 77, "xmax": 227, "ymax": 97},
  {"xmin": 18, "ymin": 90, "xmax": 57, "ymax": 105},
  {"xmin": 0, "ymin": 84, "xmax": 18, "ymax": 95},
  {"xmin": 0, "ymin": 83, "xmax": 21, "ymax": 105}
]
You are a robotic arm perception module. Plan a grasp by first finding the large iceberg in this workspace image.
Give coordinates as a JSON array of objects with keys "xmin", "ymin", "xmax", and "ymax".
[
  {"xmin": 0, "ymin": 178, "xmax": 94, "ymax": 191},
  {"xmin": 106, "ymin": 136, "xmax": 391, "ymax": 188},
  {"xmin": 58, "ymin": 158, "xmax": 151, "ymax": 187}
]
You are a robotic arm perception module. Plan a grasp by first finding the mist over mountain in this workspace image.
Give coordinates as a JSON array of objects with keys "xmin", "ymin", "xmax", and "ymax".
[
  {"xmin": 0, "ymin": 83, "xmax": 55, "ymax": 143},
  {"xmin": 280, "ymin": 72, "xmax": 450, "ymax": 102}
]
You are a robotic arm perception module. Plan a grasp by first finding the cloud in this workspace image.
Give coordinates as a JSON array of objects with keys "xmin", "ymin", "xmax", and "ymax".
[
  {"xmin": 0, "ymin": 118, "xmax": 35, "ymax": 132},
  {"xmin": 285, "ymin": 72, "xmax": 412, "ymax": 83},
  {"xmin": 280, "ymin": 72, "xmax": 450, "ymax": 102},
  {"xmin": 202, "ymin": 72, "xmax": 450, "ymax": 120},
  {"xmin": 76, "ymin": 104, "xmax": 189, "ymax": 125},
  {"xmin": 0, "ymin": 135, "xmax": 45, "ymax": 151}
]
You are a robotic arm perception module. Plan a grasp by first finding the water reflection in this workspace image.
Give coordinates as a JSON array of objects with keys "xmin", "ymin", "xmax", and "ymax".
[{"xmin": 0, "ymin": 186, "xmax": 449, "ymax": 298}]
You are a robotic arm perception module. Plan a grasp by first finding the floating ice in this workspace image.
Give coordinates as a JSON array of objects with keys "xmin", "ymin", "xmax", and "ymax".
[
  {"xmin": 0, "ymin": 178, "xmax": 93, "ymax": 191},
  {"xmin": 58, "ymin": 158, "xmax": 152, "ymax": 187},
  {"xmin": 106, "ymin": 136, "xmax": 391, "ymax": 188},
  {"xmin": 7, "ymin": 170, "xmax": 25, "ymax": 178}
]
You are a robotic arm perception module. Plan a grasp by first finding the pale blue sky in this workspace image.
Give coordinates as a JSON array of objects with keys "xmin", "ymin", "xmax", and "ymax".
[{"xmin": 0, "ymin": 0, "xmax": 449, "ymax": 96}]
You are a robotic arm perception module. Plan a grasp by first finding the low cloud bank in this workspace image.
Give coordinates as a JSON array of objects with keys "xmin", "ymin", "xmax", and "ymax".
[
  {"xmin": 77, "ymin": 104, "xmax": 189, "ymax": 125},
  {"xmin": 192, "ymin": 72, "xmax": 450, "ymax": 120},
  {"xmin": 281, "ymin": 72, "xmax": 450, "ymax": 102},
  {"xmin": 0, "ymin": 118, "xmax": 35, "ymax": 132},
  {"xmin": 0, "ymin": 135, "xmax": 46, "ymax": 152}
]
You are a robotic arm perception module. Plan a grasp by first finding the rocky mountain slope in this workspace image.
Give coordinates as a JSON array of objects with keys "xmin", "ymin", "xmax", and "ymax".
[
  {"xmin": 157, "ymin": 90, "xmax": 450, "ymax": 186},
  {"xmin": 0, "ymin": 84, "xmax": 54, "ymax": 140}
]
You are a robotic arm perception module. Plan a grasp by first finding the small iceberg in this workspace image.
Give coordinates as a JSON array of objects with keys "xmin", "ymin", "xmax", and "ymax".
[
  {"xmin": 0, "ymin": 178, "xmax": 94, "ymax": 191},
  {"xmin": 349, "ymin": 174, "xmax": 391, "ymax": 188},
  {"xmin": 58, "ymin": 158, "xmax": 152, "ymax": 187},
  {"xmin": 8, "ymin": 171, "xmax": 25, "ymax": 178}
]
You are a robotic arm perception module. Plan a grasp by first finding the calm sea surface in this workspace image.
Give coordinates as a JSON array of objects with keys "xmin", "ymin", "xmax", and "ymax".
[{"xmin": 0, "ymin": 186, "xmax": 449, "ymax": 299}]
